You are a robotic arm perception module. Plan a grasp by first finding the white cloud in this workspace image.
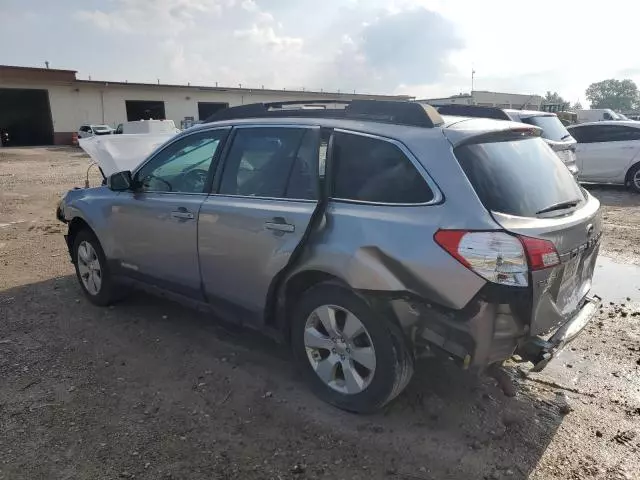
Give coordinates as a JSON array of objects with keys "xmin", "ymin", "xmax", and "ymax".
[{"xmin": 4, "ymin": 0, "xmax": 640, "ymax": 102}]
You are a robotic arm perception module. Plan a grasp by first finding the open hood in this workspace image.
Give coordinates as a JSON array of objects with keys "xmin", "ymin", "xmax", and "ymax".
[{"xmin": 79, "ymin": 133, "xmax": 176, "ymax": 178}]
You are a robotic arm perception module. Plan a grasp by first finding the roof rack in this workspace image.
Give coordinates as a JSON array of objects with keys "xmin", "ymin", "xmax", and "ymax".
[
  {"xmin": 203, "ymin": 99, "xmax": 444, "ymax": 128},
  {"xmin": 435, "ymin": 104, "xmax": 511, "ymax": 121}
]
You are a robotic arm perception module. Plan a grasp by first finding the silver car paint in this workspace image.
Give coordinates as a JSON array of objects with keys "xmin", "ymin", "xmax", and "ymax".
[{"xmin": 60, "ymin": 114, "xmax": 600, "ymax": 366}]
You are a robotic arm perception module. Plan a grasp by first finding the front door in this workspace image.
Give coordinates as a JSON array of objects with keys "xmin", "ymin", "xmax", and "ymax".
[
  {"xmin": 111, "ymin": 127, "xmax": 229, "ymax": 297},
  {"xmin": 576, "ymin": 125, "xmax": 640, "ymax": 182},
  {"xmin": 198, "ymin": 125, "xmax": 321, "ymax": 321}
]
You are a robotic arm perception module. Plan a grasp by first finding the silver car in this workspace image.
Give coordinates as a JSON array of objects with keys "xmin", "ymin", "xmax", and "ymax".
[{"xmin": 57, "ymin": 100, "xmax": 602, "ymax": 413}]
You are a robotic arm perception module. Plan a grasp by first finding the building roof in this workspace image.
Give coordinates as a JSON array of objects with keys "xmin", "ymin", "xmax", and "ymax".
[{"xmin": 0, "ymin": 64, "xmax": 412, "ymax": 100}]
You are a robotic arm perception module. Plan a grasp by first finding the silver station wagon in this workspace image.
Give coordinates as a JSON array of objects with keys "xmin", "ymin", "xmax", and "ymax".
[{"xmin": 57, "ymin": 100, "xmax": 602, "ymax": 412}]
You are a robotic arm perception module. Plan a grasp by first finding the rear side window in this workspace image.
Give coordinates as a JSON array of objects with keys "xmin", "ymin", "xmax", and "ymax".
[
  {"xmin": 521, "ymin": 115, "xmax": 571, "ymax": 142},
  {"xmin": 332, "ymin": 132, "xmax": 434, "ymax": 204},
  {"xmin": 455, "ymin": 137, "xmax": 584, "ymax": 217}
]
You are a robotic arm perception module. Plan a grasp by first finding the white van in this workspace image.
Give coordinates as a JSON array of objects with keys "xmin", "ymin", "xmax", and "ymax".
[
  {"xmin": 114, "ymin": 119, "xmax": 180, "ymax": 135},
  {"xmin": 576, "ymin": 109, "xmax": 628, "ymax": 124}
]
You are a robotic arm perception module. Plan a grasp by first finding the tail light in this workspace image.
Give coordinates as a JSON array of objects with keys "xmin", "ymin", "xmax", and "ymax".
[{"xmin": 434, "ymin": 230, "xmax": 560, "ymax": 287}]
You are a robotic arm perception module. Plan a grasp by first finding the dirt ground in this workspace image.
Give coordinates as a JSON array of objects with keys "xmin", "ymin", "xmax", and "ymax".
[{"xmin": 1, "ymin": 146, "xmax": 639, "ymax": 480}]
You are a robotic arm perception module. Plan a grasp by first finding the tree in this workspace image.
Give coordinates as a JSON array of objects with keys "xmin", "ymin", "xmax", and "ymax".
[
  {"xmin": 544, "ymin": 91, "xmax": 567, "ymax": 105},
  {"xmin": 571, "ymin": 101, "xmax": 583, "ymax": 110},
  {"xmin": 585, "ymin": 79, "xmax": 639, "ymax": 111}
]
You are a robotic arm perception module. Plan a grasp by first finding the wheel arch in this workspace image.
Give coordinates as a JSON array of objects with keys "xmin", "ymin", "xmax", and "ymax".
[
  {"xmin": 266, "ymin": 268, "xmax": 346, "ymax": 339},
  {"xmin": 66, "ymin": 217, "xmax": 96, "ymax": 258}
]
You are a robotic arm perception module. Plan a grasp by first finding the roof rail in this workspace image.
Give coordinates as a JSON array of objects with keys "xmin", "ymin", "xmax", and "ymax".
[
  {"xmin": 435, "ymin": 104, "xmax": 511, "ymax": 121},
  {"xmin": 204, "ymin": 99, "xmax": 444, "ymax": 128}
]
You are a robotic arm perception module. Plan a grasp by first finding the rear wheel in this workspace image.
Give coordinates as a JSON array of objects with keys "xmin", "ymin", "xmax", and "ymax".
[
  {"xmin": 72, "ymin": 229, "xmax": 119, "ymax": 306},
  {"xmin": 291, "ymin": 283, "xmax": 413, "ymax": 413},
  {"xmin": 628, "ymin": 164, "xmax": 640, "ymax": 193}
]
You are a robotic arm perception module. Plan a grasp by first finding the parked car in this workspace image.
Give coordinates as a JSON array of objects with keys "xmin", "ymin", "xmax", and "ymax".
[
  {"xmin": 568, "ymin": 120, "xmax": 640, "ymax": 192},
  {"xmin": 435, "ymin": 105, "xmax": 578, "ymax": 177},
  {"xmin": 576, "ymin": 109, "xmax": 628, "ymax": 124},
  {"xmin": 57, "ymin": 100, "xmax": 602, "ymax": 413},
  {"xmin": 78, "ymin": 124, "xmax": 114, "ymax": 138}
]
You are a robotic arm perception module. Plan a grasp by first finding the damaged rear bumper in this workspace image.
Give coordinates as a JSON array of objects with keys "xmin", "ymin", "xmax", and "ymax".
[
  {"xmin": 375, "ymin": 287, "xmax": 600, "ymax": 372},
  {"xmin": 516, "ymin": 295, "xmax": 601, "ymax": 372}
]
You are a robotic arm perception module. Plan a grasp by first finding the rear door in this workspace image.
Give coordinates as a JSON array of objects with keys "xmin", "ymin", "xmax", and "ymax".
[
  {"xmin": 572, "ymin": 124, "xmax": 640, "ymax": 181},
  {"xmin": 198, "ymin": 125, "xmax": 321, "ymax": 322},
  {"xmin": 454, "ymin": 136, "xmax": 602, "ymax": 335}
]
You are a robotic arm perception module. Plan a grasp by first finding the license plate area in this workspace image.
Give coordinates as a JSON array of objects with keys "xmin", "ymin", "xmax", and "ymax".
[{"xmin": 558, "ymin": 243, "xmax": 599, "ymax": 316}]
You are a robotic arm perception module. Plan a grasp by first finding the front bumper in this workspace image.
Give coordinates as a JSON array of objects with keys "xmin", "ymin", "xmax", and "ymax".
[{"xmin": 516, "ymin": 295, "xmax": 601, "ymax": 372}]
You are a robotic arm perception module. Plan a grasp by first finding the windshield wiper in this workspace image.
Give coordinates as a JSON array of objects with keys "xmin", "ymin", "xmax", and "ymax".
[
  {"xmin": 560, "ymin": 133, "xmax": 573, "ymax": 140},
  {"xmin": 536, "ymin": 199, "xmax": 581, "ymax": 215}
]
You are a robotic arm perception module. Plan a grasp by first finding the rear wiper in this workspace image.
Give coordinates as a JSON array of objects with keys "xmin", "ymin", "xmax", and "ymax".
[{"xmin": 536, "ymin": 199, "xmax": 581, "ymax": 215}]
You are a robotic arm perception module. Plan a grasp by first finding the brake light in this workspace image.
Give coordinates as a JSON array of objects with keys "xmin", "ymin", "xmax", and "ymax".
[
  {"xmin": 519, "ymin": 235, "xmax": 560, "ymax": 270},
  {"xmin": 434, "ymin": 230, "xmax": 560, "ymax": 287}
]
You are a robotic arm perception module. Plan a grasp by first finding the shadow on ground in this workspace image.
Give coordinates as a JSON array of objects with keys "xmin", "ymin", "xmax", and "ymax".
[{"xmin": 0, "ymin": 276, "xmax": 565, "ymax": 479}]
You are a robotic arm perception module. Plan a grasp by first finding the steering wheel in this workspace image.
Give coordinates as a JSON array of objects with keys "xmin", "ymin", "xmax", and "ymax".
[
  {"xmin": 142, "ymin": 174, "xmax": 173, "ymax": 192},
  {"xmin": 180, "ymin": 169, "xmax": 209, "ymax": 193}
]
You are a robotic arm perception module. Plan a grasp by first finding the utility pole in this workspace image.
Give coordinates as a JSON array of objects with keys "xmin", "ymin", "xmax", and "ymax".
[{"xmin": 471, "ymin": 68, "xmax": 476, "ymax": 93}]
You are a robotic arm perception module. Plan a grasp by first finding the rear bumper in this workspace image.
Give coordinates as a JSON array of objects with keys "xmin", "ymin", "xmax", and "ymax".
[
  {"xmin": 375, "ymin": 287, "xmax": 599, "ymax": 371},
  {"xmin": 517, "ymin": 295, "xmax": 601, "ymax": 372}
]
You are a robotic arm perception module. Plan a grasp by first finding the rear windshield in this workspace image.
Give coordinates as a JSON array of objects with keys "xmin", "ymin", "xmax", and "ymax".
[
  {"xmin": 93, "ymin": 125, "xmax": 111, "ymax": 131},
  {"xmin": 455, "ymin": 137, "xmax": 584, "ymax": 217},
  {"xmin": 521, "ymin": 115, "xmax": 572, "ymax": 142}
]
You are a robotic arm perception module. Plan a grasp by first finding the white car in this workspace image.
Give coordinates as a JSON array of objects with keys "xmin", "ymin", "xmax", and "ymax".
[
  {"xmin": 568, "ymin": 120, "xmax": 640, "ymax": 192},
  {"xmin": 78, "ymin": 124, "xmax": 114, "ymax": 138}
]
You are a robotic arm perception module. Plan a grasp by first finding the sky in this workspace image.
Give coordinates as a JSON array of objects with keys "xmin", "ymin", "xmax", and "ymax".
[{"xmin": 1, "ymin": 0, "xmax": 638, "ymax": 105}]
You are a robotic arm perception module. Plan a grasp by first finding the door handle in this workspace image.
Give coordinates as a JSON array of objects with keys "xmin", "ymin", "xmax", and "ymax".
[
  {"xmin": 171, "ymin": 209, "xmax": 195, "ymax": 220},
  {"xmin": 265, "ymin": 217, "xmax": 295, "ymax": 233}
]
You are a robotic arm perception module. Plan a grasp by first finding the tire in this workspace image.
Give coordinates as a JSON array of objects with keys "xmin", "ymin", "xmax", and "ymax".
[
  {"xmin": 72, "ymin": 229, "xmax": 118, "ymax": 306},
  {"xmin": 291, "ymin": 282, "xmax": 413, "ymax": 413},
  {"xmin": 627, "ymin": 164, "xmax": 640, "ymax": 193}
]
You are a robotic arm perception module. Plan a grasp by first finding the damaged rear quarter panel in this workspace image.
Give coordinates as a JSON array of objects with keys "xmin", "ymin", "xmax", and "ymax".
[{"xmin": 292, "ymin": 201, "xmax": 494, "ymax": 311}]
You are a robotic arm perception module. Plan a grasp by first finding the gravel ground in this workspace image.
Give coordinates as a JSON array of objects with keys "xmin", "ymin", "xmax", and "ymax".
[{"xmin": 1, "ymin": 147, "xmax": 639, "ymax": 480}]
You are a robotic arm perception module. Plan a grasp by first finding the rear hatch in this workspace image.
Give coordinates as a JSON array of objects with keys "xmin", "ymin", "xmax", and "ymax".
[
  {"xmin": 519, "ymin": 114, "xmax": 578, "ymax": 176},
  {"xmin": 451, "ymin": 130, "xmax": 601, "ymax": 335}
]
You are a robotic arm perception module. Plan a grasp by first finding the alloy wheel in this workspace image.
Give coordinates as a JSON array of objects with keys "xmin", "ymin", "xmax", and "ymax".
[
  {"xmin": 303, "ymin": 304, "xmax": 376, "ymax": 395},
  {"xmin": 633, "ymin": 169, "xmax": 640, "ymax": 191},
  {"xmin": 77, "ymin": 241, "xmax": 102, "ymax": 295}
]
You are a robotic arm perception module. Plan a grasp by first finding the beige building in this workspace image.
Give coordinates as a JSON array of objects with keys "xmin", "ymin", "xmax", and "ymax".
[
  {"xmin": 0, "ymin": 65, "xmax": 411, "ymax": 146},
  {"xmin": 422, "ymin": 90, "xmax": 544, "ymax": 111}
]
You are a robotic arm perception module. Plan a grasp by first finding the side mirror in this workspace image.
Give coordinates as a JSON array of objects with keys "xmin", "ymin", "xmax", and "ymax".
[{"xmin": 107, "ymin": 170, "xmax": 133, "ymax": 191}]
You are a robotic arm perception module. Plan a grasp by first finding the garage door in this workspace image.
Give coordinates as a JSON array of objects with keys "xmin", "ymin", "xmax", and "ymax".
[{"xmin": 0, "ymin": 88, "xmax": 54, "ymax": 146}]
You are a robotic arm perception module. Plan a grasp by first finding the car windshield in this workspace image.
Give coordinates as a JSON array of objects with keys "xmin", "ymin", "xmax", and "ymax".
[
  {"xmin": 455, "ymin": 137, "xmax": 584, "ymax": 217},
  {"xmin": 521, "ymin": 115, "xmax": 572, "ymax": 142}
]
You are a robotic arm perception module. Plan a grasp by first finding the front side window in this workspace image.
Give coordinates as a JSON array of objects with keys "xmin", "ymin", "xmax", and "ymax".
[
  {"xmin": 219, "ymin": 127, "xmax": 310, "ymax": 198},
  {"xmin": 136, "ymin": 129, "xmax": 226, "ymax": 194},
  {"xmin": 331, "ymin": 132, "xmax": 434, "ymax": 204}
]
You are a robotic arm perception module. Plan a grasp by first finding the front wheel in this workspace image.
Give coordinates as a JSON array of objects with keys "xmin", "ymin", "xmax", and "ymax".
[
  {"xmin": 291, "ymin": 283, "xmax": 413, "ymax": 413},
  {"xmin": 72, "ymin": 229, "xmax": 119, "ymax": 306}
]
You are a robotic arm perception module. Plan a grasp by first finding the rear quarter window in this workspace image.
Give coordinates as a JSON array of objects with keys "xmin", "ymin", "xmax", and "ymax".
[
  {"xmin": 455, "ymin": 137, "xmax": 584, "ymax": 217},
  {"xmin": 332, "ymin": 132, "xmax": 434, "ymax": 204}
]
